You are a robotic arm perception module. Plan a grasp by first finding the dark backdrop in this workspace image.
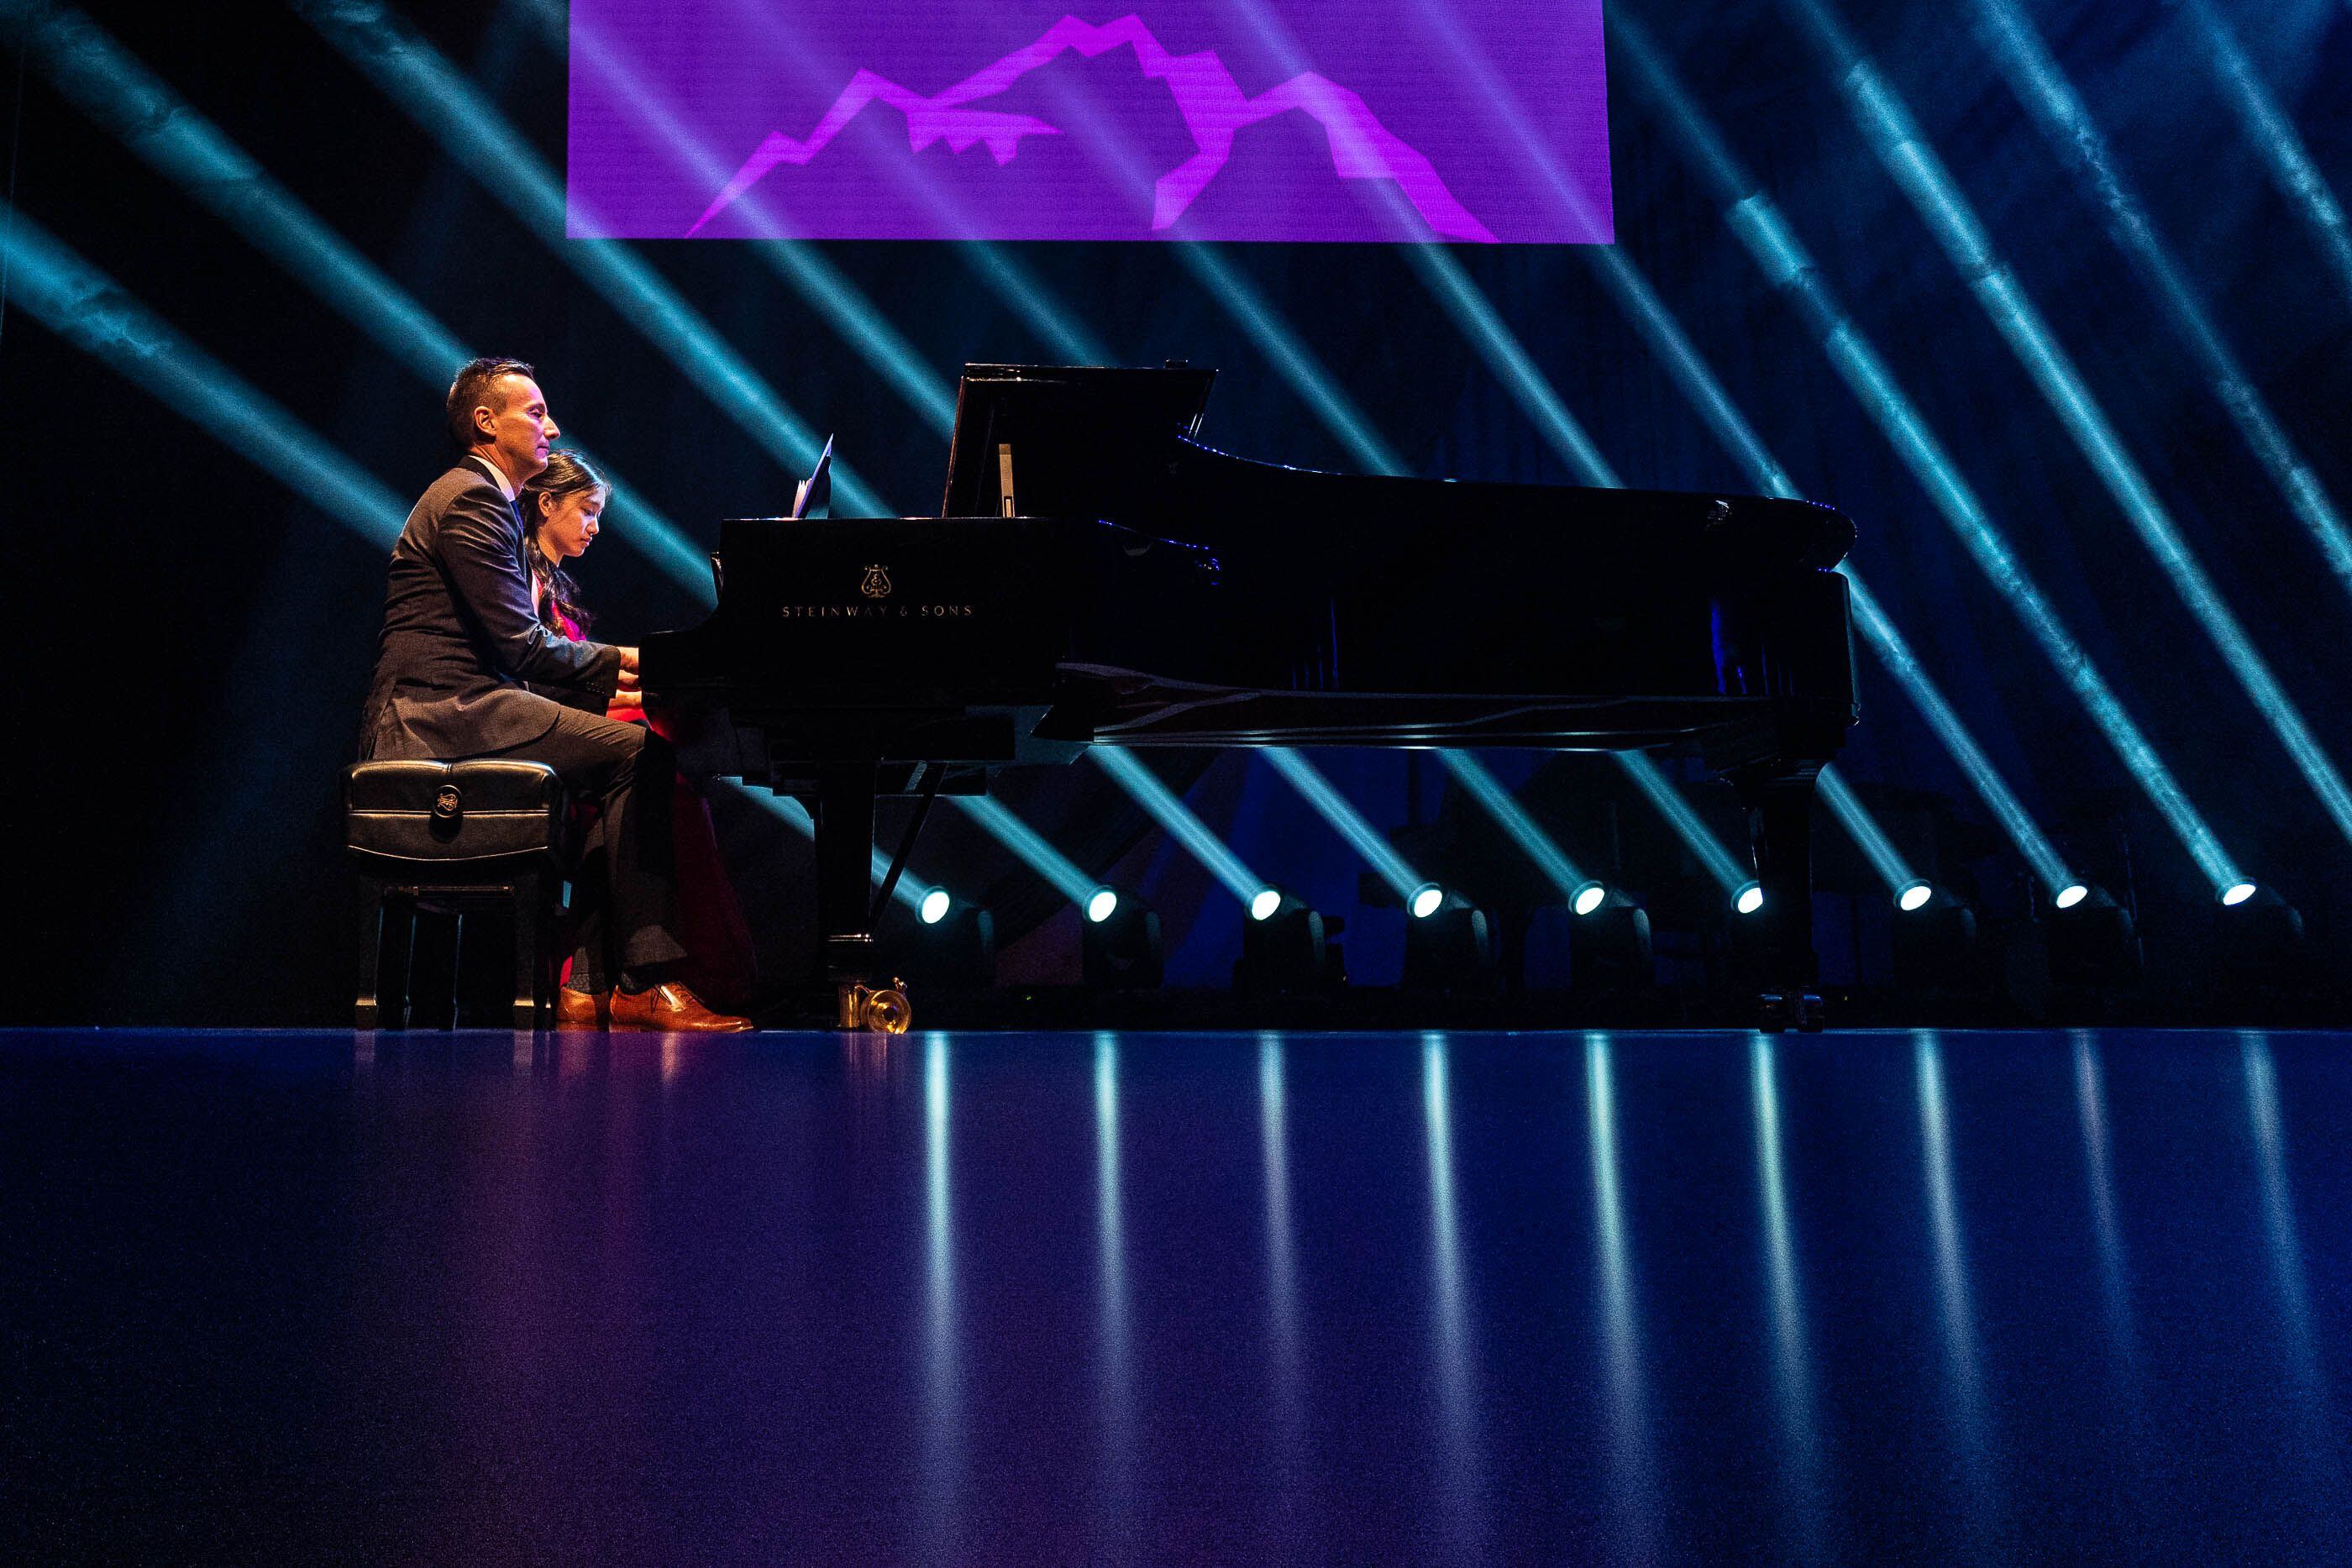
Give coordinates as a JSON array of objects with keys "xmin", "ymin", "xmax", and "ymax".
[{"xmin": 3, "ymin": 0, "xmax": 2347, "ymax": 1022}]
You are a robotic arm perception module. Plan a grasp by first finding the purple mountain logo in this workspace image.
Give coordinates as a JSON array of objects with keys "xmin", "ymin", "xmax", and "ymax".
[{"xmin": 687, "ymin": 13, "xmax": 1497, "ymax": 241}]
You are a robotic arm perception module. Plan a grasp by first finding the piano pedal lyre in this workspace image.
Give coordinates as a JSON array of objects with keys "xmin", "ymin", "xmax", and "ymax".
[{"xmin": 837, "ymin": 977, "xmax": 913, "ymax": 1035}]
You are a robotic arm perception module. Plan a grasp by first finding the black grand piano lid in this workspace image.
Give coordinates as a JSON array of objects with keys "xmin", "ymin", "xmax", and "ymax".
[
  {"xmin": 937, "ymin": 362, "xmax": 1856, "ymax": 579},
  {"xmin": 942, "ymin": 363, "xmax": 1216, "ymax": 520}
]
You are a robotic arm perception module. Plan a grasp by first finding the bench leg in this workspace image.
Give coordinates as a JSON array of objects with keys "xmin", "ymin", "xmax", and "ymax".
[
  {"xmin": 512, "ymin": 873, "xmax": 551, "ymax": 1030},
  {"xmin": 356, "ymin": 881, "xmax": 387, "ymax": 1029},
  {"xmin": 358, "ymin": 884, "xmax": 418, "ymax": 1030}
]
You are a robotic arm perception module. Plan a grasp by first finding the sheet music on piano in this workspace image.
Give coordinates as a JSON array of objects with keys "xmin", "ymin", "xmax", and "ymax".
[{"xmin": 791, "ymin": 435, "xmax": 834, "ymax": 519}]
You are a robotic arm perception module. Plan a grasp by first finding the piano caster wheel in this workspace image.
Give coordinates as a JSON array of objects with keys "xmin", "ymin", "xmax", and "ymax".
[
  {"xmin": 837, "ymin": 978, "xmax": 913, "ymax": 1035},
  {"xmin": 1758, "ymin": 991, "xmax": 1827, "ymax": 1034}
]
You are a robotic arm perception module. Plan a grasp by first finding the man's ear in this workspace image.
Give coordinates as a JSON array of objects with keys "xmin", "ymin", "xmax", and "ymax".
[{"xmin": 474, "ymin": 403, "xmax": 498, "ymax": 442}]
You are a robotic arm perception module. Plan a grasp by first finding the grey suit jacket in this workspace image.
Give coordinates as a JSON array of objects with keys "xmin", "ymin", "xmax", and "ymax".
[{"xmin": 359, "ymin": 456, "xmax": 623, "ymax": 759}]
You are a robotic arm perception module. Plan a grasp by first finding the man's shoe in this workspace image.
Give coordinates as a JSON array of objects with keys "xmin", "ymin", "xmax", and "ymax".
[
  {"xmin": 554, "ymin": 986, "xmax": 610, "ymax": 1030},
  {"xmin": 609, "ymin": 982, "xmax": 754, "ymax": 1033}
]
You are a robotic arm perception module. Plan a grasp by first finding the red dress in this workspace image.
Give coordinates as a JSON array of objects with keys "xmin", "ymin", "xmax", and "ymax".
[{"xmin": 555, "ymin": 606, "xmax": 760, "ymax": 1011}]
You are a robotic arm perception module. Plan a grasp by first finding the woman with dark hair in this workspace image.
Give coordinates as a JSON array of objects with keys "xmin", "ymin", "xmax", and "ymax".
[{"xmin": 522, "ymin": 452, "xmax": 760, "ymax": 1018}]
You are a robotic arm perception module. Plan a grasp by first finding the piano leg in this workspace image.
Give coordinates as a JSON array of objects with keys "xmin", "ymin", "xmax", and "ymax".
[
  {"xmin": 1734, "ymin": 764, "xmax": 1826, "ymax": 1032},
  {"xmin": 813, "ymin": 761, "xmax": 879, "ymax": 1000}
]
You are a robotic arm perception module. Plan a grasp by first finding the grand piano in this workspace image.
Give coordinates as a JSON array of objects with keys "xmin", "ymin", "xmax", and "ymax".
[{"xmin": 643, "ymin": 364, "xmax": 1859, "ymax": 1029}]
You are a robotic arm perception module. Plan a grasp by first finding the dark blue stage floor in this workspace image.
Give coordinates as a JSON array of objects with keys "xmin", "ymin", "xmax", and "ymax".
[{"xmin": 4, "ymin": 1027, "xmax": 2348, "ymax": 1563}]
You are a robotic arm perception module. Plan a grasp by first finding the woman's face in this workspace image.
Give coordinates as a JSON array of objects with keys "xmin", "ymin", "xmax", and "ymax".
[{"xmin": 538, "ymin": 487, "xmax": 605, "ymax": 560}]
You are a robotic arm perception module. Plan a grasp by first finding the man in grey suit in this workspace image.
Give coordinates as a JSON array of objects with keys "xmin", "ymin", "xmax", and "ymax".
[{"xmin": 360, "ymin": 357, "xmax": 750, "ymax": 1031}]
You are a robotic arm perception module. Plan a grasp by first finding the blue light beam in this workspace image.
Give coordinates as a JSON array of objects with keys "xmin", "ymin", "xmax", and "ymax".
[
  {"xmin": 1261, "ymin": 750, "xmax": 1425, "ymax": 902},
  {"xmin": 13, "ymin": 2, "xmax": 710, "ymax": 596},
  {"xmin": 297, "ymin": 0, "xmax": 890, "ymax": 517},
  {"xmin": 534, "ymin": 0, "xmax": 955, "ymax": 438},
  {"xmin": 1784, "ymin": 0, "xmax": 2352, "ymax": 854},
  {"xmin": 948, "ymin": 794, "xmax": 1100, "ymax": 906},
  {"xmin": 726, "ymin": 782, "xmax": 935, "ymax": 912},
  {"xmin": 1613, "ymin": 752, "xmax": 1750, "ymax": 896},
  {"xmin": 979, "ymin": 33, "xmax": 1404, "ymax": 476},
  {"xmin": 1614, "ymin": 12, "xmax": 2245, "ymax": 893},
  {"xmin": 1177, "ymin": 244, "xmax": 1408, "ymax": 476},
  {"xmin": 1404, "ymin": 1, "xmax": 2071, "ymax": 894},
  {"xmin": 2, "ymin": 212, "xmax": 407, "ymax": 544},
  {"xmin": 2181, "ymin": 0, "xmax": 2352, "ymax": 311},
  {"xmin": 1437, "ymin": 751, "xmax": 1590, "ymax": 903},
  {"xmin": 1090, "ymin": 748, "xmax": 1269, "ymax": 909},
  {"xmin": 1973, "ymin": 0, "xmax": 2352, "ymax": 604},
  {"xmin": 1814, "ymin": 766, "xmax": 1918, "ymax": 893}
]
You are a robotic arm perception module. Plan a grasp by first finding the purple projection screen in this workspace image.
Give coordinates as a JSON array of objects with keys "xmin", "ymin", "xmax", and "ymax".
[{"xmin": 565, "ymin": 3, "xmax": 1611, "ymax": 243}]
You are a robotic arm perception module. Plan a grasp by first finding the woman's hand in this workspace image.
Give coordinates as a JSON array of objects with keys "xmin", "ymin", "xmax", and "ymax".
[{"xmin": 607, "ymin": 689, "xmax": 645, "ymax": 713}]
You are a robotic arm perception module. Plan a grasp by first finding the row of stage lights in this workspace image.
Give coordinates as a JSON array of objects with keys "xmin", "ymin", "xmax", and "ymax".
[{"xmin": 837, "ymin": 746, "xmax": 2301, "ymax": 1005}]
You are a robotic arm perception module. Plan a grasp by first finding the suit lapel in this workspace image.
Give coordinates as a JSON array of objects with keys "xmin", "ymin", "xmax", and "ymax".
[{"xmin": 461, "ymin": 455, "xmax": 526, "ymax": 538}]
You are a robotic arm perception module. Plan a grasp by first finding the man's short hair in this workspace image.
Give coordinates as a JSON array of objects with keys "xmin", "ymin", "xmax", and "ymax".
[{"xmin": 446, "ymin": 356, "xmax": 536, "ymax": 452}]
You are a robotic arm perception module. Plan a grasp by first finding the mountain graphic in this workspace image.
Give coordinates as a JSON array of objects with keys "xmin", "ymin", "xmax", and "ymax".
[{"xmin": 686, "ymin": 13, "xmax": 1497, "ymax": 241}]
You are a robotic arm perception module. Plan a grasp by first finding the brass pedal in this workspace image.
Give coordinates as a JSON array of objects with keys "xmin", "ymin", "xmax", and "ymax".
[{"xmin": 837, "ymin": 978, "xmax": 913, "ymax": 1034}]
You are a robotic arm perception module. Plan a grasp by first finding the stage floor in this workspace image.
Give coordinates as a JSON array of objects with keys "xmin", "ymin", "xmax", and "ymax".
[{"xmin": 4, "ymin": 1027, "xmax": 2347, "ymax": 1562}]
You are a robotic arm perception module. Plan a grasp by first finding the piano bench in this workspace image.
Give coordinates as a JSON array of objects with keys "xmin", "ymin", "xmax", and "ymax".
[{"xmin": 344, "ymin": 760, "xmax": 580, "ymax": 1030}]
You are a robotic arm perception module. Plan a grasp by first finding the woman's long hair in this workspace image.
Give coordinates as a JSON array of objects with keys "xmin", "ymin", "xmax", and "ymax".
[{"xmin": 519, "ymin": 448, "xmax": 607, "ymax": 636}]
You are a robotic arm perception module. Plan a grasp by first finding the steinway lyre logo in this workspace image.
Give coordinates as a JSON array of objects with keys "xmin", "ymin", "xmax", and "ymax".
[{"xmin": 860, "ymin": 564, "xmax": 893, "ymax": 599}]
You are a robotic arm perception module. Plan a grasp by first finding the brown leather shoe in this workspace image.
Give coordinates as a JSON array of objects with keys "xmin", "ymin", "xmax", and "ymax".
[
  {"xmin": 609, "ymin": 982, "xmax": 754, "ymax": 1033},
  {"xmin": 554, "ymin": 986, "xmax": 609, "ymax": 1030}
]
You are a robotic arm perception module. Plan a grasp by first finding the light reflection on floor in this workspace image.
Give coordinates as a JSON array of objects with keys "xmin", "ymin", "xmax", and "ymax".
[{"xmin": 2, "ymin": 1026, "xmax": 2347, "ymax": 1563}]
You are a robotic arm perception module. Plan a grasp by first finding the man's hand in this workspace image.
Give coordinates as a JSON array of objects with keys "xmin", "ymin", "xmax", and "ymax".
[
  {"xmin": 607, "ymin": 690, "xmax": 645, "ymax": 713},
  {"xmin": 616, "ymin": 645, "xmax": 641, "ymax": 676}
]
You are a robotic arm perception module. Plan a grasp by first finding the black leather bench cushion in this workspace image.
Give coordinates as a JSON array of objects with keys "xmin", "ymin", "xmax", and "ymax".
[{"xmin": 347, "ymin": 760, "xmax": 572, "ymax": 866}]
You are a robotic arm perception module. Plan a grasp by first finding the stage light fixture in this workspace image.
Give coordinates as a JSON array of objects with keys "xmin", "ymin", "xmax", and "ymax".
[
  {"xmin": 1787, "ymin": 0, "xmax": 2352, "ymax": 855},
  {"xmin": 1251, "ymin": 888, "xmax": 1284, "ymax": 922},
  {"xmin": 2210, "ymin": 884, "xmax": 2307, "ymax": 989},
  {"xmin": 1614, "ymin": 11, "xmax": 2249, "ymax": 896},
  {"xmin": 1402, "ymin": 893, "xmax": 1500, "ymax": 996},
  {"xmin": 1236, "ymin": 894, "xmax": 1341, "ymax": 996},
  {"xmin": 896, "ymin": 894, "xmax": 996, "ymax": 988},
  {"xmin": 1893, "ymin": 884, "xmax": 1979, "ymax": 990},
  {"xmin": 2047, "ymin": 885, "xmax": 2142, "ymax": 989},
  {"xmin": 2221, "ymin": 883, "xmax": 2257, "ymax": 908},
  {"xmin": 1568, "ymin": 884, "xmax": 1653, "ymax": 994},
  {"xmin": 1082, "ymin": 886, "xmax": 1163, "ymax": 990},
  {"xmin": 1735, "ymin": 883, "xmax": 1766, "ymax": 916},
  {"xmin": 1410, "ymin": 884, "xmax": 1446, "ymax": 920}
]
